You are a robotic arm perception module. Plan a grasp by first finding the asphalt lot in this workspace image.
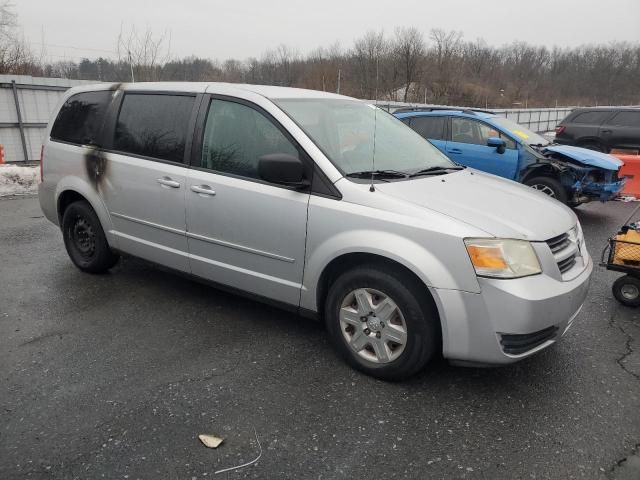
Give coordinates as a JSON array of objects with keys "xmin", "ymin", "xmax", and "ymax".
[{"xmin": 1, "ymin": 196, "xmax": 639, "ymax": 480}]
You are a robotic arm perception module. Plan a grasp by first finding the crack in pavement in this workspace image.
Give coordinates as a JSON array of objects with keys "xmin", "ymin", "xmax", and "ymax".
[{"xmin": 607, "ymin": 306, "xmax": 639, "ymax": 381}]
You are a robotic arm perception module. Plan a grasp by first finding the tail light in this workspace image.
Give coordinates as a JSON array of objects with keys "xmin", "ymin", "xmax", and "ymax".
[
  {"xmin": 555, "ymin": 126, "xmax": 566, "ymax": 135},
  {"xmin": 39, "ymin": 145, "xmax": 44, "ymax": 182}
]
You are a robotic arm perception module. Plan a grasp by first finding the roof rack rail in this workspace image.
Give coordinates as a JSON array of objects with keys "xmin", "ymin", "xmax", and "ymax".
[{"xmin": 392, "ymin": 106, "xmax": 495, "ymax": 115}]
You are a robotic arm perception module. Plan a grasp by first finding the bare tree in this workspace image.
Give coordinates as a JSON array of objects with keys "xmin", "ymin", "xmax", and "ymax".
[
  {"xmin": 0, "ymin": 1, "xmax": 39, "ymax": 74},
  {"xmin": 0, "ymin": 1, "xmax": 16, "ymax": 38},
  {"xmin": 426, "ymin": 29, "xmax": 463, "ymax": 103},
  {"xmin": 352, "ymin": 30, "xmax": 388, "ymax": 99},
  {"xmin": 393, "ymin": 27, "xmax": 425, "ymax": 102},
  {"xmin": 116, "ymin": 25, "xmax": 172, "ymax": 81}
]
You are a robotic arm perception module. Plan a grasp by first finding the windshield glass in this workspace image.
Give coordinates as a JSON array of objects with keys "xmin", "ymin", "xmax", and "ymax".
[
  {"xmin": 489, "ymin": 116, "xmax": 550, "ymax": 146},
  {"xmin": 274, "ymin": 99, "xmax": 454, "ymax": 175}
]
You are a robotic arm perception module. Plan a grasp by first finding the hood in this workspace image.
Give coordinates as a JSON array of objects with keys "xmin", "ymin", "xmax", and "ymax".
[
  {"xmin": 544, "ymin": 145, "xmax": 623, "ymax": 171},
  {"xmin": 374, "ymin": 170, "xmax": 576, "ymax": 241}
]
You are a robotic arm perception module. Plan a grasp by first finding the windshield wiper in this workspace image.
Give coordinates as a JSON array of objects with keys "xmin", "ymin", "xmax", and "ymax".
[
  {"xmin": 408, "ymin": 165, "xmax": 465, "ymax": 178},
  {"xmin": 346, "ymin": 169, "xmax": 409, "ymax": 179}
]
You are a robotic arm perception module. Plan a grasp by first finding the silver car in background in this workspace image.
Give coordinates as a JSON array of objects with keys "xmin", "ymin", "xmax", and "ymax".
[{"xmin": 38, "ymin": 82, "xmax": 592, "ymax": 379}]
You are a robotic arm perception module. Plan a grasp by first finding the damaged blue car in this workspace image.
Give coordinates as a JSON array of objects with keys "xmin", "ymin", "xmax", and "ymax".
[{"xmin": 395, "ymin": 108, "xmax": 625, "ymax": 206}]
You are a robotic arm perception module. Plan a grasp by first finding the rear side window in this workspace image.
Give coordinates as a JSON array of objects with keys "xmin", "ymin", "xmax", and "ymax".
[
  {"xmin": 51, "ymin": 90, "xmax": 112, "ymax": 144},
  {"xmin": 409, "ymin": 116, "xmax": 446, "ymax": 140},
  {"xmin": 199, "ymin": 99, "xmax": 299, "ymax": 179},
  {"xmin": 606, "ymin": 111, "xmax": 640, "ymax": 127},
  {"xmin": 114, "ymin": 93, "xmax": 194, "ymax": 163},
  {"xmin": 571, "ymin": 110, "xmax": 611, "ymax": 124}
]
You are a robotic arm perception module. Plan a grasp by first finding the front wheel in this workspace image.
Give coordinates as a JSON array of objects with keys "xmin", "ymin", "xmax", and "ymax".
[
  {"xmin": 325, "ymin": 266, "xmax": 439, "ymax": 380},
  {"xmin": 524, "ymin": 176, "xmax": 568, "ymax": 204},
  {"xmin": 612, "ymin": 275, "xmax": 640, "ymax": 307}
]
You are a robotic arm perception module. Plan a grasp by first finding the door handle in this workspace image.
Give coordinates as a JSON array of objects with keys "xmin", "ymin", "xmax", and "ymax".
[
  {"xmin": 191, "ymin": 185, "xmax": 216, "ymax": 196},
  {"xmin": 601, "ymin": 129, "xmax": 612, "ymax": 134},
  {"xmin": 447, "ymin": 149, "xmax": 463, "ymax": 154},
  {"xmin": 157, "ymin": 177, "xmax": 181, "ymax": 188}
]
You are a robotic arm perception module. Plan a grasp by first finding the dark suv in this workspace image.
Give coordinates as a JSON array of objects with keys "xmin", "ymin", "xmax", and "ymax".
[{"xmin": 555, "ymin": 107, "xmax": 640, "ymax": 153}]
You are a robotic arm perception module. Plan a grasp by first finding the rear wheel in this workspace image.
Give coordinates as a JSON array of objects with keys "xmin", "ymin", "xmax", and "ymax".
[
  {"xmin": 325, "ymin": 265, "xmax": 439, "ymax": 380},
  {"xmin": 62, "ymin": 200, "xmax": 119, "ymax": 273},
  {"xmin": 524, "ymin": 176, "xmax": 568, "ymax": 204},
  {"xmin": 612, "ymin": 275, "xmax": 640, "ymax": 307}
]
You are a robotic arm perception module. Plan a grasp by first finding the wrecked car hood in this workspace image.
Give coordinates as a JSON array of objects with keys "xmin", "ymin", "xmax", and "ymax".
[
  {"xmin": 374, "ymin": 170, "xmax": 576, "ymax": 241},
  {"xmin": 544, "ymin": 145, "xmax": 623, "ymax": 171}
]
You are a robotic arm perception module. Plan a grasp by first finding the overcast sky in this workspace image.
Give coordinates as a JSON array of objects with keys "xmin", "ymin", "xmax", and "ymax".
[{"xmin": 15, "ymin": 0, "xmax": 640, "ymax": 63}]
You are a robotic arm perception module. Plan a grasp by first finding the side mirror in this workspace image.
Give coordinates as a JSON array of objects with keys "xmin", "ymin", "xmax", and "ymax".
[
  {"xmin": 258, "ymin": 153, "xmax": 309, "ymax": 188},
  {"xmin": 487, "ymin": 137, "xmax": 506, "ymax": 154}
]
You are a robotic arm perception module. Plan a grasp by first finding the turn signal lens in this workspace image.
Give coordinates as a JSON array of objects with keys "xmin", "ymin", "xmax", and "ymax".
[
  {"xmin": 464, "ymin": 238, "xmax": 542, "ymax": 279},
  {"xmin": 467, "ymin": 245, "xmax": 508, "ymax": 270}
]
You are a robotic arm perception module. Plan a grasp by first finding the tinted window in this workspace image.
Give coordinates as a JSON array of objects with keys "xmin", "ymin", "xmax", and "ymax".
[
  {"xmin": 200, "ymin": 99, "xmax": 298, "ymax": 179},
  {"xmin": 571, "ymin": 110, "xmax": 611, "ymax": 124},
  {"xmin": 606, "ymin": 111, "xmax": 640, "ymax": 127},
  {"xmin": 451, "ymin": 118, "xmax": 516, "ymax": 149},
  {"xmin": 51, "ymin": 90, "xmax": 112, "ymax": 144},
  {"xmin": 409, "ymin": 116, "xmax": 446, "ymax": 140},
  {"xmin": 114, "ymin": 94, "xmax": 194, "ymax": 163}
]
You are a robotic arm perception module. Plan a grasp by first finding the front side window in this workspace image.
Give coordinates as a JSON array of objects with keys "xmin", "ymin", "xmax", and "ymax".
[
  {"xmin": 51, "ymin": 90, "xmax": 113, "ymax": 144},
  {"xmin": 488, "ymin": 116, "xmax": 549, "ymax": 147},
  {"xmin": 114, "ymin": 93, "xmax": 194, "ymax": 163},
  {"xmin": 199, "ymin": 99, "xmax": 299, "ymax": 179},
  {"xmin": 409, "ymin": 116, "xmax": 446, "ymax": 140},
  {"xmin": 274, "ymin": 99, "xmax": 453, "ymax": 175},
  {"xmin": 451, "ymin": 118, "xmax": 516, "ymax": 149}
]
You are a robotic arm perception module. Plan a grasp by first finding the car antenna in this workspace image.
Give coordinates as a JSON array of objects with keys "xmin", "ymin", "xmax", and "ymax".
[{"xmin": 370, "ymin": 57, "xmax": 380, "ymax": 193}]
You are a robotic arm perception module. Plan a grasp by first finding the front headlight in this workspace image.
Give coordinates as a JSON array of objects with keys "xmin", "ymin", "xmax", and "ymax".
[{"xmin": 464, "ymin": 238, "xmax": 542, "ymax": 278}]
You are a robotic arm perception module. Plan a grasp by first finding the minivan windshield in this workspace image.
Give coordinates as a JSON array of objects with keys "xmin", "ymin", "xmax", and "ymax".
[
  {"xmin": 274, "ymin": 99, "xmax": 455, "ymax": 176},
  {"xmin": 489, "ymin": 116, "xmax": 550, "ymax": 147}
]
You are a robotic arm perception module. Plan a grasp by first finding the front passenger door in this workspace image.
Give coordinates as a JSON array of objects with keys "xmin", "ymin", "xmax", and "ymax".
[
  {"xmin": 186, "ymin": 97, "xmax": 310, "ymax": 306},
  {"xmin": 446, "ymin": 117, "xmax": 519, "ymax": 179}
]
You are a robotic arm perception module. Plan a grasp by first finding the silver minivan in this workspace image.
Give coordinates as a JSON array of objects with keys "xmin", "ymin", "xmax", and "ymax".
[{"xmin": 39, "ymin": 82, "xmax": 592, "ymax": 379}]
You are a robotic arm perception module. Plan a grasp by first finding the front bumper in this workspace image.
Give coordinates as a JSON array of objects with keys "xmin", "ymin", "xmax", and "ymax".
[
  {"xmin": 432, "ymin": 253, "xmax": 593, "ymax": 365},
  {"xmin": 573, "ymin": 177, "xmax": 626, "ymax": 202}
]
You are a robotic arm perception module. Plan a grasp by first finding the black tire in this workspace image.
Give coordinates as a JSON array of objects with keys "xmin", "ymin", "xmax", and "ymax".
[
  {"xmin": 324, "ymin": 265, "xmax": 439, "ymax": 380},
  {"xmin": 612, "ymin": 275, "xmax": 640, "ymax": 307},
  {"xmin": 524, "ymin": 176, "xmax": 568, "ymax": 204},
  {"xmin": 579, "ymin": 142, "xmax": 605, "ymax": 153},
  {"xmin": 61, "ymin": 200, "xmax": 119, "ymax": 273}
]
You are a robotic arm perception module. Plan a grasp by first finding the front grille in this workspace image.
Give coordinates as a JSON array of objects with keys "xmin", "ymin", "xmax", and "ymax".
[
  {"xmin": 546, "ymin": 233, "xmax": 571, "ymax": 253},
  {"xmin": 546, "ymin": 228, "xmax": 582, "ymax": 278},
  {"xmin": 557, "ymin": 255, "xmax": 577, "ymax": 273},
  {"xmin": 500, "ymin": 326, "xmax": 559, "ymax": 355}
]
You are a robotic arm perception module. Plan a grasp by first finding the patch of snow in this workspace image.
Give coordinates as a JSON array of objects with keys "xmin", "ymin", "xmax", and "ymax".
[
  {"xmin": 0, "ymin": 165, "xmax": 39, "ymax": 197},
  {"xmin": 542, "ymin": 131, "xmax": 556, "ymax": 141}
]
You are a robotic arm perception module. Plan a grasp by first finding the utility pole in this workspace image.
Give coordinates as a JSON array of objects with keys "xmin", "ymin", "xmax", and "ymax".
[
  {"xmin": 337, "ymin": 69, "xmax": 341, "ymax": 94},
  {"xmin": 128, "ymin": 50, "xmax": 135, "ymax": 83}
]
